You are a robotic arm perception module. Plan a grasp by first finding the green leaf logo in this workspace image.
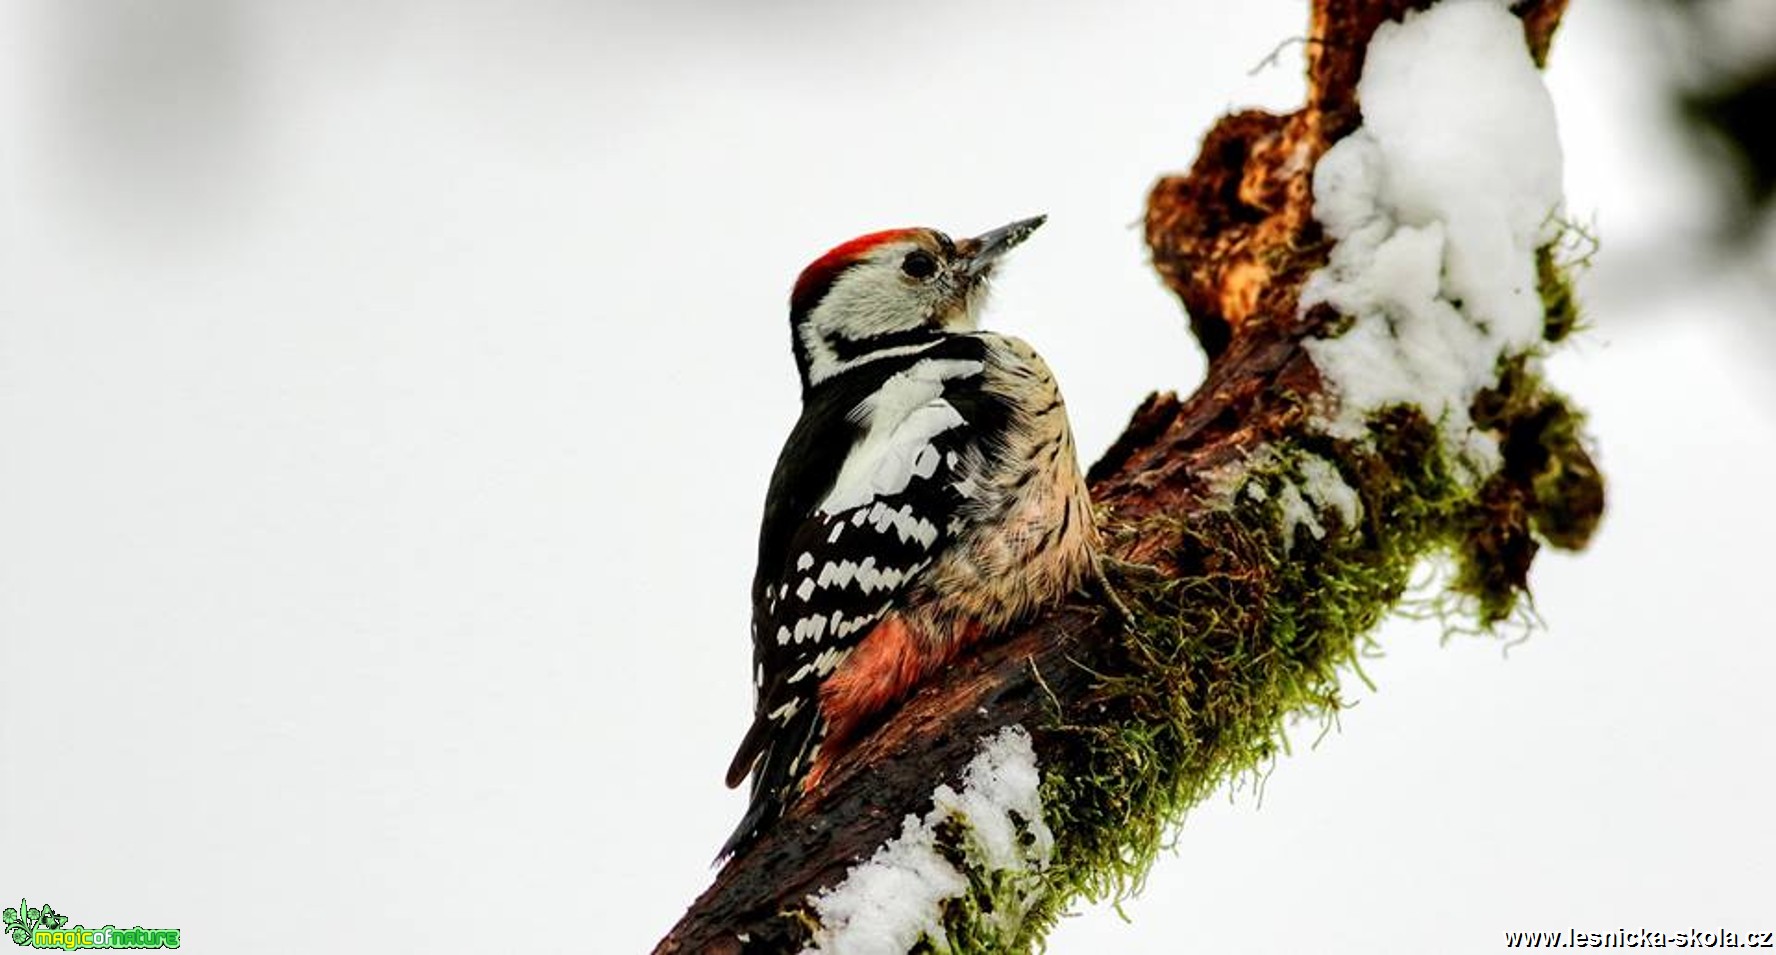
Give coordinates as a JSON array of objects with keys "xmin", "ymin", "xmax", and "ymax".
[
  {"xmin": 4, "ymin": 899, "xmax": 27, "ymax": 948},
  {"xmin": 4, "ymin": 899, "xmax": 70, "ymax": 947}
]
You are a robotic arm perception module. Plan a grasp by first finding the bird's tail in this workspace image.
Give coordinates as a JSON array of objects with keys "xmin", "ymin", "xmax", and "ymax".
[{"xmin": 717, "ymin": 703, "xmax": 826, "ymax": 862}]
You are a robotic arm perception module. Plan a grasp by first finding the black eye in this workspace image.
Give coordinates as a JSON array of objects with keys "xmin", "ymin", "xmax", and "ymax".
[{"xmin": 900, "ymin": 250, "xmax": 938, "ymax": 279}]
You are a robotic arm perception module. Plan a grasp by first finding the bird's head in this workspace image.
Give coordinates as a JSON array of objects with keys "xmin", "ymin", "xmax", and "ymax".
[{"xmin": 787, "ymin": 215, "xmax": 1045, "ymax": 391}]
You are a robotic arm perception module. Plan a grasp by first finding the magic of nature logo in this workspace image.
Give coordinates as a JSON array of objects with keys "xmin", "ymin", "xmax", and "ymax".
[{"xmin": 4, "ymin": 900, "xmax": 179, "ymax": 950}]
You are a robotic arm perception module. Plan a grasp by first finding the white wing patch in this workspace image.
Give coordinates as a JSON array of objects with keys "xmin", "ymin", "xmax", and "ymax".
[
  {"xmin": 867, "ymin": 501, "xmax": 939, "ymax": 548},
  {"xmin": 819, "ymin": 358, "xmax": 983, "ymax": 514},
  {"xmin": 813, "ymin": 557, "xmax": 931, "ymax": 597},
  {"xmin": 789, "ymin": 646, "xmax": 850, "ymax": 685},
  {"xmin": 792, "ymin": 613, "xmax": 827, "ymax": 643}
]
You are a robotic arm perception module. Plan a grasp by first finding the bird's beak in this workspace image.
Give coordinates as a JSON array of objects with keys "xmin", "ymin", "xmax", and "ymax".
[{"xmin": 960, "ymin": 215, "xmax": 1046, "ymax": 278}]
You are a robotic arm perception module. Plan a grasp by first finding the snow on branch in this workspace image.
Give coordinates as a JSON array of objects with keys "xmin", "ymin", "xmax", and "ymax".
[
  {"xmin": 801, "ymin": 726, "xmax": 1052, "ymax": 955},
  {"xmin": 1304, "ymin": 0, "xmax": 1567, "ymax": 479}
]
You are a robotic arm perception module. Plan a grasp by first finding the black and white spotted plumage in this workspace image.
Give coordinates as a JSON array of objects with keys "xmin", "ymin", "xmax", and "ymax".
[{"xmin": 720, "ymin": 218, "xmax": 1097, "ymax": 858}]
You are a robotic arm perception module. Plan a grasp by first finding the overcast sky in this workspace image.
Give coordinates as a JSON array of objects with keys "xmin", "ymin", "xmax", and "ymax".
[{"xmin": 2, "ymin": 1, "xmax": 1772, "ymax": 952}]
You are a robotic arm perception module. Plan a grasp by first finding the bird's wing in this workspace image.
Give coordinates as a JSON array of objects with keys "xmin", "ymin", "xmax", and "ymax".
[{"xmin": 722, "ymin": 340, "xmax": 1011, "ymax": 853}]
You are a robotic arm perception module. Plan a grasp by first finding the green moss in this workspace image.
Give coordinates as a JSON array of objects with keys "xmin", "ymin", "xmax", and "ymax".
[
  {"xmin": 1012, "ymin": 380, "xmax": 1600, "ymax": 945},
  {"xmin": 1011, "ymin": 409, "xmax": 1458, "ymax": 937},
  {"xmin": 1459, "ymin": 352, "xmax": 1605, "ymax": 625},
  {"xmin": 1536, "ymin": 245, "xmax": 1580, "ymax": 343},
  {"xmin": 1537, "ymin": 218, "xmax": 1598, "ymax": 343}
]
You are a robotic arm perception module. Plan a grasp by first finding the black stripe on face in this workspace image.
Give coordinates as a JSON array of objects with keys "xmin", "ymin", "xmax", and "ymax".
[{"xmin": 828, "ymin": 324, "xmax": 945, "ymax": 362}]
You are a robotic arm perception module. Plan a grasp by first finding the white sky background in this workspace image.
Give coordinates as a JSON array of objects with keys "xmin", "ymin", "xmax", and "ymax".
[{"xmin": 2, "ymin": 1, "xmax": 1772, "ymax": 952}]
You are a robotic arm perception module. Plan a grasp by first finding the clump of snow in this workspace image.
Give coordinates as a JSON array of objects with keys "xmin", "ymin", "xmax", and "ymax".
[
  {"xmin": 931, "ymin": 724, "xmax": 1053, "ymax": 875},
  {"xmin": 1302, "ymin": 0, "xmax": 1564, "ymax": 478},
  {"xmin": 802, "ymin": 725, "xmax": 1053, "ymax": 955},
  {"xmin": 1297, "ymin": 455, "xmax": 1362, "ymax": 530},
  {"xmin": 1239, "ymin": 451, "xmax": 1362, "ymax": 551},
  {"xmin": 800, "ymin": 818, "xmax": 966, "ymax": 955},
  {"xmin": 1201, "ymin": 446, "xmax": 1363, "ymax": 551},
  {"xmin": 1275, "ymin": 481, "xmax": 1325, "ymax": 552}
]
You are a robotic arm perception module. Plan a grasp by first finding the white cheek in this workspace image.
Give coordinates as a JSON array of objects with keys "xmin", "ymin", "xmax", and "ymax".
[
  {"xmin": 797, "ymin": 252, "xmax": 984, "ymax": 384},
  {"xmin": 812, "ymin": 268, "xmax": 928, "ymax": 340}
]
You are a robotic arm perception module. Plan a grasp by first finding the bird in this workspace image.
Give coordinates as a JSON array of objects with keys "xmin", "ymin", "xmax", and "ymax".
[{"xmin": 721, "ymin": 215, "xmax": 1100, "ymax": 858}]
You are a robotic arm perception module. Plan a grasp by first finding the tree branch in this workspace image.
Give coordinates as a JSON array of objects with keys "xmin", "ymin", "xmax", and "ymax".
[{"xmin": 657, "ymin": 1, "xmax": 1601, "ymax": 951}]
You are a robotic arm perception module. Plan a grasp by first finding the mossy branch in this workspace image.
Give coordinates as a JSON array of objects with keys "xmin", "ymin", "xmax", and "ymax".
[{"xmin": 656, "ymin": 0, "xmax": 1602, "ymax": 951}]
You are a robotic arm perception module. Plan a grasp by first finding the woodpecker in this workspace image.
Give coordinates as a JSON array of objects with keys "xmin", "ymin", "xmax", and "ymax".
[{"xmin": 721, "ymin": 215, "xmax": 1098, "ymax": 858}]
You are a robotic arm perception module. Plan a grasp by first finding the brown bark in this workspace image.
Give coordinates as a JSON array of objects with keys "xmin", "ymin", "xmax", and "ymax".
[{"xmin": 655, "ymin": 1, "xmax": 1594, "ymax": 951}]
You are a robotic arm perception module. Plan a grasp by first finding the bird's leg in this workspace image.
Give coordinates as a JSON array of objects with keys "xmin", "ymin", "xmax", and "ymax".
[{"xmin": 1088, "ymin": 554, "xmax": 1138, "ymax": 630}]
